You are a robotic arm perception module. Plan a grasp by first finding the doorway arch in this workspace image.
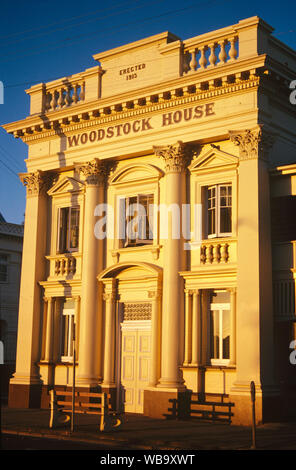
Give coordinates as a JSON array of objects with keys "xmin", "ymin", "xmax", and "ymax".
[{"xmin": 98, "ymin": 262, "xmax": 162, "ymax": 413}]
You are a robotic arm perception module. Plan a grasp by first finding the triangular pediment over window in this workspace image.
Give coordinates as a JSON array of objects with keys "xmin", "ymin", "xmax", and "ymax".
[
  {"xmin": 189, "ymin": 146, "xmax": 239, "ymax": 174},
  {"xmin": 47, "ymin": 176, "xmax": 85, "ymax": 196}
]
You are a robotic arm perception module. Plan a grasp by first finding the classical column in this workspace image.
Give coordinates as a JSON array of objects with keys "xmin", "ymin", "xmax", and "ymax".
[
  {"xmin": 153, "ymin": 141, "xmax": 192, "ymax": 389},
  {"xmin": 184, "ymin": 290, "xmax": 192, "ymax": 366},
  {"xmin": 76, "ymin": 159, "xmax": 108, "ymax": 387},
  {"xmin": 148, "ymin": 289, "xmax": 162, "ymax": 387},
  {"xmin": 44, "ymin": 297, "xmax": 54, "ymax": 363},
  {"xmin": 229, "ymin": 288, "xmax": 236, "ymax": 366},
  {"xmin": 102, "ymin": 281, "xmax": 117, "ymax": 387},
  {"xmin": 9, "ymin": 170, "xmax": 52, "ymax": 407},
  {"xmin": 191, "ymin": 289, "xmax": 201, "ymax": 366},
  {"xmin": 229, "ymin": 126, "xmax": 278, "ymax": 424}
]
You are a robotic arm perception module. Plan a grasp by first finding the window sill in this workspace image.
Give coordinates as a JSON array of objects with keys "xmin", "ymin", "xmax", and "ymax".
[{"xmin": 112, "ymin": 244, "xmax": 162, "ymax": 263}]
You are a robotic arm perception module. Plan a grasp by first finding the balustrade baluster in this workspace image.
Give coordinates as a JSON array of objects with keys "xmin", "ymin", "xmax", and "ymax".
[
  {"xmin": 218, "ymin": 39, "xmax": 227, "ymax": 64},
  {"xmin": 229, "ymin": 37, "xmax": 238, "ymax": 61},
  {"xmin": 213, "ymin": 244, "xmax": 221, "ymax": 263},
  {"xmin": 208, "ymin": 43, "xmax": 217, "ymax": 67},
  {"xmin": 189, "ymin": 48, "xmax": 198, "ymax": 72},
  {"xmin": 52, "ymin": 90, "xmax": 58, "ymax": 110},
  {"xmin": 200, "ymin": 245, "xmax": 206, "ymax": 264},
  {"xmin": 65, "ymin": 86, "xmax": 72, "ymax": 106},
  {"xmin": 199, "ymin": 46, "xmax": 208, "ymax": 70},
  {"xmin": 44, "ymin": 92, "xmax": 51, "ymax": 112},
  {"xmin": 55, "ymin": 260, "xmax": 59, "ymax": 275},
  {"xmin": 206, "ymin": 245, "xmax": 213, "ymax": 264},
  {"xmin": 58, "ymin": 88, "xmax": 65, "ymax": 108},
  {"xmin": 73, "ymin": 84, "xmax": 79, "ymax": 103},
  {"xmin": 221, "ymin": 243, "xmax": 229, "ymax": 262}
]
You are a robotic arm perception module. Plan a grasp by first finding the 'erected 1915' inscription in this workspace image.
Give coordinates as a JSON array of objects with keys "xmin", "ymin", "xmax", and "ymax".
[
  {"xmin": 119, "ymin": 63, "xmax": 146, "ymax": 81},
  {"xmin": 67, "ymin": 102, "xmax": 215, "ymax": 148}
]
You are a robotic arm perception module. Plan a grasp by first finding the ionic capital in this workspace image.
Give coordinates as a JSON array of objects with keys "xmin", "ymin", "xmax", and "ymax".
[
  {"xmin": 229, "ymin": 126, "xmax": 276, "ymax": 162},
  {"xmin": 153, "ymin": 141, "xmax": 195, "ymax": 173}
]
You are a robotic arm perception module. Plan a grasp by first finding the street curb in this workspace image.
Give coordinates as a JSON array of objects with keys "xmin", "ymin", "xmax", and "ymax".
[{"xmin": 1, "ymin": 428, "xmax": 180, "ymax": 450}]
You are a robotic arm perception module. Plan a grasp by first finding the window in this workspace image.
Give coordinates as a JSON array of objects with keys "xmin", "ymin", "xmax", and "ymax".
[
  {"xmin": 57, "ymin": 207, "xmax": 80, "ymax": 253},
  {"xmin": 0, "ymin": 254, "xmax": 8, "ymax": 282},
  {"xmin": 119, "ymin": 194, "xmax": 154, "ymax": 247},
  {"xmin": 60, "ymin": 299, "xmax": 75, "ymax": 362},
  {"xmin": 207, "ymin": 184, "xmax": 232, "ymax": 238},
  {"xmin": 209, "ymin": 291, "xmax": 230, "ymax": 365}
]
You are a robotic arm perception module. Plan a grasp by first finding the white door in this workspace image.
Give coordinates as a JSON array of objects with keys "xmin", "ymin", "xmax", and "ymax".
[{"xmin": 120, "ymin": 322, "xmax": 151, "ymax": 413}]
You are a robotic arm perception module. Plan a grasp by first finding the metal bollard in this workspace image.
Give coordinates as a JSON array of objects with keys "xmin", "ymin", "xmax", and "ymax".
[{"xmin": 250, "ymin": 381, "xmax": 257, "ymax": 450}]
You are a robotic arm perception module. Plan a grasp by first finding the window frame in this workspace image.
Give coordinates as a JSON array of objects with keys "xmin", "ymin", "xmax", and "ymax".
[
  {"xmin": 207, "ymin": 183, "xmax": 232, "ymax": 239},
  {"xmin": 119, "ymin": 193, "xmax": 155, "ymax": 248},
  {"xmin": 60, "ymin": 302, "xmax": 75, "ymax": 363},
  {"xmin": 57, "ymin": 205, "xmax": 80, "ymax": 254},
  {"xmin": 209, "ymin": 301, "xmax": 230, "ymax": 366}
]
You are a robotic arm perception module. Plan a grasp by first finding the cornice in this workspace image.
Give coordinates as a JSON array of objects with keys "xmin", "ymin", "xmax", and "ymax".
[
  {"xmin": 2, "ymin": 55, "xmax": 270, "ymax": 139},
  {"xmin": 12, "ymin": 77, "xmax": 261, "ymax": 145}
]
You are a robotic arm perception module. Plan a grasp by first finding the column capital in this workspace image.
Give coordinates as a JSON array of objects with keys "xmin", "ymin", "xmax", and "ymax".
[
  {"xmin": 229, "ymin": 125, "xmax": 276, "ymax": 162},
  {"xmin": 103, "ymin": 292, "xmax": 117, "ymax": 302},
  {"xmin": 19, "ymin": 170, "xmax": 55, "ymax": 197},
  {"xmin": 227, "ymin": 287, "xmax": 237, "ymax": 294},
  {"xmin": 153, "ymin": 140, "xmax": 195, "ymax": 173},
  {"xmin": 77, "ymin": 158, "xmax": 110, "ymax": 186}
]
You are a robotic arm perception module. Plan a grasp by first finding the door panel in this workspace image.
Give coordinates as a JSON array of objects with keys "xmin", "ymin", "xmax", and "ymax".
[{"xmin": 121, "ymin": 326, "xmax": 151, "ymax": 413}]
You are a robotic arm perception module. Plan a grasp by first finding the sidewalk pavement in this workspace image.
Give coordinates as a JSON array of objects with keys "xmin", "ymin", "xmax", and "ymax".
[{"xmin": 1, "ymin": 406, "xmax": 296, "ymax": 450}]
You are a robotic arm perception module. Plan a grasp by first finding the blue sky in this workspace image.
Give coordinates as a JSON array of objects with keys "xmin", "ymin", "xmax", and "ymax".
[{"xmin": 0, "ymin": 0, "xmax": 295, "ymax": 224}]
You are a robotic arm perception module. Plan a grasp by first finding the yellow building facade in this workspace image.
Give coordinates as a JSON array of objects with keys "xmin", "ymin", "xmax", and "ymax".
[{"xmin": 3, "ymin": 16, "xmax": 296, "ymax": 425}]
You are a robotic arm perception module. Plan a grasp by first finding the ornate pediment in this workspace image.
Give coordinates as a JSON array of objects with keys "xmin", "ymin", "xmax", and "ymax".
[
  {"xmin": 47, "ymin": 176, "xmax": 85, "ymax": 196},
  {"xmin": 189, "ymin": 145, "xmax": 239, "ymax": 173}
]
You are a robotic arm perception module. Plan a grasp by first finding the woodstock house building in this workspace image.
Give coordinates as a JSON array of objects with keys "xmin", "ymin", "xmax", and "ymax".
[{"xmin": 3, "ymin": 16, "xmax": 296, "ymax": 425}]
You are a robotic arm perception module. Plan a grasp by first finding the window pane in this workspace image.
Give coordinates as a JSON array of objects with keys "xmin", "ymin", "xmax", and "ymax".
[
  {"xmin": 222, "ymin": 309, "xmax": 230, "ymax": 359},
  {"xmin": 125, "ymin": 195, "xmax": 154, "ymax": 246},
  {"xmin": 148, "ymin": 197, "xmax": 154, "ymax": 240},
  {"xmin": 69, "ymin": 208, "xmax": 80, "ymax": 250},
  {"xmin": 138, "ymin": 194, "xmax": 154, "ymax": 242},
  {"xmin": 58, "ymin": 208, "xmax": 68, "ymax": 253},
  {"xmin": 208, "ymin": 187, "xmax": 216, "ymax": 236},
  {"xmin": 69, "ymin": 315, "xmax": 74, "ymax": 357},
  {"xmin": 210, "ymin": 310, "xmax": 220, "ymax": 359},
  {"xmin": 125, "ymin": 196, "xmax": 137, "ymax": 246},
  {"xmin": 61, "ymin": 314, "xmax": 69, "ymax": 357},
  {"xmin": 220, "ymin": 207, "xmax": 232, "ymax": 233},
  {"xmin": 219, "ymin": 185, "xmax": 232, "ymax": 234}
]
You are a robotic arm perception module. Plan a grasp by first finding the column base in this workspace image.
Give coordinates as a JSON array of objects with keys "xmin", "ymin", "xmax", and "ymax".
[
  {"xmin": 75, "ymin": 376, "xmax": 101, "ymax": 388},
  {"xmin": 144, "ymin": 388, "xmax": 190, "ymax": 419},
  {"xmin": 8, "ymin": 382, "xmax": 42, "ymax": 408},
  {"xmin": 157, "ymin": 376, "xmax": 186, "ymax": 390}
]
